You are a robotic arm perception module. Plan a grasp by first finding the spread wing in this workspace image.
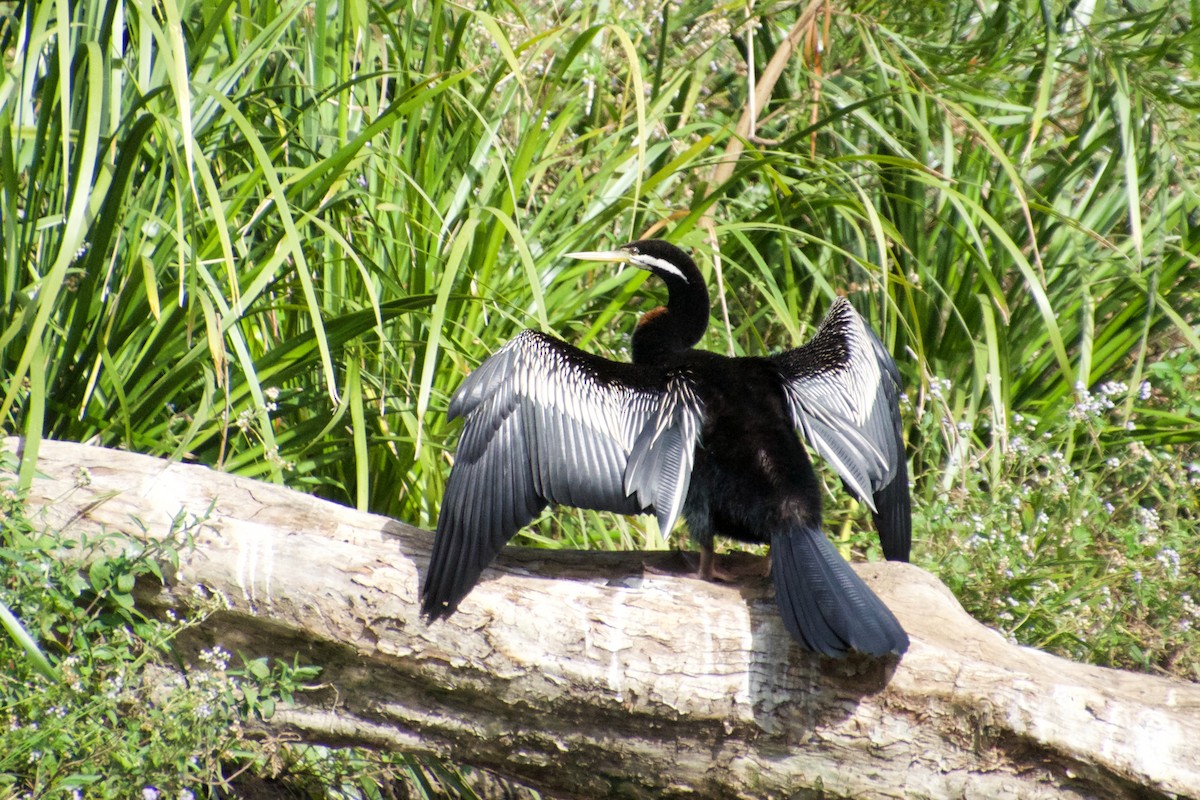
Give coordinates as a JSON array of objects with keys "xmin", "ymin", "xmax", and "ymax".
[
  {"xmin": 772, "ymin": 297, "xmax": 911, "ymax": 561},
  {"xmin": 422, "ymin": 329, "xmax": 704, "ymax": 619}
]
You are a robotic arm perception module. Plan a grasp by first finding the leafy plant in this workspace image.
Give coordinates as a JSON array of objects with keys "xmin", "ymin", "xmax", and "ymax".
[
  {"xmin": 914, "ymin": 374, "xmax": 1200, "ymax": 677},
  {"xmin": 1, "ymin": 470, "xmax": 484, "ymax": 798},
  {"xmin": 0, "ymin": 487, "xmax": 236, "ymax": 795}
]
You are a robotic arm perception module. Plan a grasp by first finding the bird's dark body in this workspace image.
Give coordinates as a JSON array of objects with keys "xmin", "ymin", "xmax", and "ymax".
[
  {"xmin": 675, "ymin": 352, "xmax": 823, "ymax": 547},
  {"xmin": 422, "ymin": 239, "xmax": 911, "ymax": 658}
]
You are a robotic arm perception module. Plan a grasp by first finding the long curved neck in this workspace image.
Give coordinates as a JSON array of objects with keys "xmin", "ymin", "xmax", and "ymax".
[{"xmin": 631, "ymin": 271, "xmax": 710, "ymax": 365}]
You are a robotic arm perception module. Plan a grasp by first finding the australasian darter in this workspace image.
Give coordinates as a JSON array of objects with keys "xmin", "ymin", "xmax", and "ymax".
[{"xmin": 421, "ymin": 239, "xmax": 911, "ymax": 657}]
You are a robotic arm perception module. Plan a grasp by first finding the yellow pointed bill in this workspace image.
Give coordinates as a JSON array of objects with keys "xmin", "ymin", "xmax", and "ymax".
[{"xmin": 563, "ymin": 249, "xmax": 631, "ymax": 263}]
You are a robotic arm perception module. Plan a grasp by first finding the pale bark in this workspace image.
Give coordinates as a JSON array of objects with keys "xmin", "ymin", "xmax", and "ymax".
[{"xmin": 8, "ymin": 437, "xmax": 1199, "ymax": 799}]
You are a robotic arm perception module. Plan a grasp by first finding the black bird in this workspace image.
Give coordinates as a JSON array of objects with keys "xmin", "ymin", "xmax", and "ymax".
[{"xmin": 422, "ymin": 239, "xmax": 911, "ymax": 657}]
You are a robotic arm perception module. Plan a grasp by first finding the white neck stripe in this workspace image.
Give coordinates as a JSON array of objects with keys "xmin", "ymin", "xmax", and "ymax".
[{"xmin": 635, "ymin": 254, "xmax": 688, "ymax": 283}]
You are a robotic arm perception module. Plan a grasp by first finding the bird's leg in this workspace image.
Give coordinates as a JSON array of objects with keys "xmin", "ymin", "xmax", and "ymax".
[
  {"xmin": 697, "ymin": 543, "xmax": 742, "ymax": 583},
  {"xmin": 643, "ymin": 544, "xmax": 740, "ymax": 581}
]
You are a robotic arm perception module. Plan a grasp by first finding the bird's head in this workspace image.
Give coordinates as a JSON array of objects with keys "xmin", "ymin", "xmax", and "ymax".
[
  {"xmin": 566, "ymin": 239, "xmax": 697, "ymax": 285},
  {"xmin": 566, "ymin": 239, "xmax": 709, "ymax": 360}
]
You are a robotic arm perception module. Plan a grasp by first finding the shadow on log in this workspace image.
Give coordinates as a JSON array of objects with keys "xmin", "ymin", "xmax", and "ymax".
[{"xmin": 8, "ymin": 437, "xmax": 1199, "ymax": 799}]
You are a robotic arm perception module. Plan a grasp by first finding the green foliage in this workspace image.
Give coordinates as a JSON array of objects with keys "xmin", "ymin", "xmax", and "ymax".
[
  {"xmin": 915, "ymin": 372, "xmax": 1200, "ymax": 677},
  {"xmin": 0, "ymin": 491, "xmax": 245, "ymax": 795},
  {"xmin": 0, "ymin": 478, "xmax": 487, "ymax": 799},
  {"xmin": 4, "ymin": 0, "xmax": 1198, "ymax": 505}
]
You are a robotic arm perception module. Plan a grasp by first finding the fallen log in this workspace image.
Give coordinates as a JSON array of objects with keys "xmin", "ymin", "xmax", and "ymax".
[{"xmin": 8, "ymin": 437, "xmax": 1199, "ymax": 799}]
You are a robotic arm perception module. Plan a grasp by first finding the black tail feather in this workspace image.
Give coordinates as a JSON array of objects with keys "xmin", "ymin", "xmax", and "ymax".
[{"xmin": 771, "ymin": 525, "xmax": 909, "ymax": 657}]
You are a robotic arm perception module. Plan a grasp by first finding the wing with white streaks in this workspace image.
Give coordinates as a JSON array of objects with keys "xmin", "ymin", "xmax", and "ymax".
[
  {"xmin": 422, "ymin": 330, "xmax": 704, "ymax": 619},
  {"xmin": 772, "ymin": 298, "xmax": 911, "ymax": 561}
]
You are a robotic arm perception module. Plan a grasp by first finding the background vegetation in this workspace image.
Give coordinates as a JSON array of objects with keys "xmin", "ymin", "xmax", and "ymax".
[{"xmin": 2, "ymin": 0, "xmax": 1197, "ymax": 795}]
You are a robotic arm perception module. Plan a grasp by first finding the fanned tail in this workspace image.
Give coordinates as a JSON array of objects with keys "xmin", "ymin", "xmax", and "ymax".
[{"xmin": 771, "ymin": 525, "xmax": 908, "ymax": 657}]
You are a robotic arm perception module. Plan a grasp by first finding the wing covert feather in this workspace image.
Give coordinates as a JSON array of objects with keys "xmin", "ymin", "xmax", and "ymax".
[
  {"xmin": 773, "ymin": 298, "xmax": 912, "ymax": 561},
  {"xmin": 422, "ymin": 330, "xmax": 703, "ymax": 619}
]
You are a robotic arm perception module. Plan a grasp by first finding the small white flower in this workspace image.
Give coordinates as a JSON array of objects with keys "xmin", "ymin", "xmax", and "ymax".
[
  {"xmin": 1156, "ymin": 548, "xmax": 1181, "ymax": 578},
  {"xmin": 1138, "ymin": 506, "xmax": 1161, "ymax": 533}
]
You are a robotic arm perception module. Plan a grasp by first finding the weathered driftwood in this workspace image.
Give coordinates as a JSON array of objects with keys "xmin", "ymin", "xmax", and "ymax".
[{"xmin": 8, "ymin": 437, "xmax": 1199, "ymax": 799}]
